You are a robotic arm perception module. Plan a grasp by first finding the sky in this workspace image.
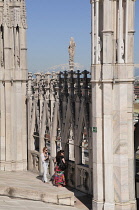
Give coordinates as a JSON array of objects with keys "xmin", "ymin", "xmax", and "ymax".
[{"xmin": 26, "ymin": 0, "xmax": 139, "ymax": 73}]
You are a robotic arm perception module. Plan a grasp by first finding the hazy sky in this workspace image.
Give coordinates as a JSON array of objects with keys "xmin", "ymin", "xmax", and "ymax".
[{"xmin": 26, "ymin": 0, "xmax": 139, "ymax": 73}]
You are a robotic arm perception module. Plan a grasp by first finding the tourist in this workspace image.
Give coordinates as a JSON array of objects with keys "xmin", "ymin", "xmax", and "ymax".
[
  {"xmin": 53, "ymin": 150, "xmax": 66, "ymax": 187},
  {"xmin": 41, "ymin": 147, "xmax": 49, "ymax": 183}
]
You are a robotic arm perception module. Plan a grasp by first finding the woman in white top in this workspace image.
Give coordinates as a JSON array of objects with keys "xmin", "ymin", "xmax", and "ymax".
[{"xmin": 41, "ymin": 147, "xmax": 49, "ymax": 183}]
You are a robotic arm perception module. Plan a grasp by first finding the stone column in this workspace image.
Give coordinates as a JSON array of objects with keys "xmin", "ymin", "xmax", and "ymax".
[
  {"xmin": 0, "ymin": 82, "xmax": 6, "ymax": 169},
  {"xmin": 95, "ymin": 0, "xmax": 99, "ymax": 64},
  {"xmin": 117, "ymin": 0, "xmax": 124, "ymax": 63},
  {"xmin": 50, "ymin": 101, "xmax": 58, "ymax": 176},
  {"xmin": 3, "ymin": 9, "xmax": 13, "ymax": 169},
  {"xmin": 27, "ymin": 73, "xmax": 35, "ymax": 171},
  {"xmin": 126, "ymin": 1, "xmax": 136, "ymax": 207},
  {"xmin": 91, "ymin": 0, "xmax": 95, "ymax": 65},
  {"xmin": 91, "ymin": 0, "xmax": 136, "ymax": 209},
  {"xmin": 124, "ymin": 0, "xmax": 129, "ymax": 63},
  {"xmin": 91, "ymin": 0, "xmax": 104, "ymax": 208},
  {"xmin": 0, "ymin": 0, "xmax": 27, "ymax": 171},
  {"xmin": 49, "ymin": 77, "xmax": 57, "ymax": 176},
  {"xmin": 103, "ymin": 0, "xmax": 115, "ymax": 209}
]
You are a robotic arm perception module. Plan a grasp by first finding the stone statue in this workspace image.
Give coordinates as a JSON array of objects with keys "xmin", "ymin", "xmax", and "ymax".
[
  {"xmin": 121, "ymin": 39, "xmax": 125, "ymax": 62},
  {"xmin": 116, "ymin": 39, "xmax": 125, "ymax": 63},
  {"xmin": 98, "ymin": 36, "xmax": 102, "ymax": 64},
  {"xmin": 94, "ymin": 36, "xmax": 102, "ymax": 64},
  {"xmin": 68, "ymin": 37, "xmax": 76, "ymax": 63}
]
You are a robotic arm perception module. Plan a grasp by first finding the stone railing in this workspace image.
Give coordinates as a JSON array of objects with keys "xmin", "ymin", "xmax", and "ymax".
[
  {"xmin": 66, "ymin": 161, "xmax": 75, "ymax": 188},
  {"xmin": 66, "ymin": 161, "xmax": 92, "ymax": 194},
  {"xmin": 27, "ymin": 70, "xmax": 92, "ymax": 194},
  {"xmin": 28, "ymin": 150, "xmax": 40, "ymax": 173},
  {"xmin": 76, "ymin": 164, "xmax": 92, "ymax": 194}
]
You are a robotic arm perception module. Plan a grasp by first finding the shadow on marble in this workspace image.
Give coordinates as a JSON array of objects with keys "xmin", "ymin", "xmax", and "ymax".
[{"xmin": 66, "ymin": 186, "xmax": 92, "ymax": 210}]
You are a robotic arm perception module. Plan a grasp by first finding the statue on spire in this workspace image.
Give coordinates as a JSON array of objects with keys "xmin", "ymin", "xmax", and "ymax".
[{"xmin": 68, "ymin": 37, "xmax": 76, "ymax": 71}]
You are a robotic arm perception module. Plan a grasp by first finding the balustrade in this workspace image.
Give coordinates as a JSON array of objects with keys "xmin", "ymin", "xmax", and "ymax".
[{"xmin": 27, "ymin": 70, "xmax": 92, "ymax": 194}]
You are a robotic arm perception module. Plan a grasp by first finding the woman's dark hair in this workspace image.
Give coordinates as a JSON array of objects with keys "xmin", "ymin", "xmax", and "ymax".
[{"xmin": 56, "ymin": 150, "xmax": 64, "ymax": 158}]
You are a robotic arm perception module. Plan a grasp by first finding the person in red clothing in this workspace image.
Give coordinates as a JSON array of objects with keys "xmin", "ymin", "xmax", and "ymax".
[{"xmin": 53, "ymin": 150, "xmax": 66, "ymax": 187}]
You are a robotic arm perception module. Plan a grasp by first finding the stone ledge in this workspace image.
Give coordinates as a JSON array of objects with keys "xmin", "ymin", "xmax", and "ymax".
[
  {"xmin": 0, "ymin": 185, "xmax": 74, "ymax": 206},
  {"xmin": 0, "ymin": 171, "xmax": 74, "ymax": 207}
]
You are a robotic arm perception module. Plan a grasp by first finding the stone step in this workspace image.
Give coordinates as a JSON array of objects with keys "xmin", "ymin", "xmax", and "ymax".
[{"xmin": 0, "ymin": 171, "xmax": 74, "ymax": 206}]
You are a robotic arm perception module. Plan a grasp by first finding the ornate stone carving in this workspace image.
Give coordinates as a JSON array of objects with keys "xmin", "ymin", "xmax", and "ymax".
[
  {"xmin": 76, "ymin": 166, "xmax": 90, "ymax": 193},
  {"xmin": 13, "ymin": 8, "xmax": 21, "ymax": 27},
  {"xmin": 27, "ymin": 70, "xmax": 92, "ymax": 193},
  {"xmin": 3, "ymin": 0, "xmax": 10, "ymax": 27},
  {"xmin": 21, "ymin": 0, "xmax": 27, "ymax": 29}
]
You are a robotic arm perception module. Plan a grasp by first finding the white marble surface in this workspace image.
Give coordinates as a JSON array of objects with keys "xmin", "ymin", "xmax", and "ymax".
[
  {"xmin": 91, "ymin": 0, "xmax": 136, "ymax": 209},
  {"xmin": 0, "ymin": 0, "xmax": 27, "ymax": 171}
]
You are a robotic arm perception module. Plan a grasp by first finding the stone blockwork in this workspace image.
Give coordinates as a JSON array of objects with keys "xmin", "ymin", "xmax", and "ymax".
[
  {"xmin": 0, "ymin": 0, "xmax": 27, "ymax": 171},
  {"xmin": 90, "ymin": 0, "xmax": 136, "ymax": 209}
]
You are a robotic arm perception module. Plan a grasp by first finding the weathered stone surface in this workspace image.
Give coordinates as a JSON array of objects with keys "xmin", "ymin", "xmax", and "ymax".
[
  {"xmin": 0, "ymin": 171, "xmax": 74, "ymax": 206},
  {"xmin": 90, "ymin": 0, "xmax": 136, "ymax": 209},
  {"xmin": 0, "ymin": 0, "xmax": 27, "ymax": 171}
]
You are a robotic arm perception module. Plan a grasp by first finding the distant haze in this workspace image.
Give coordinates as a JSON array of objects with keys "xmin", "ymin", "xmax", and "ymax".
[
  {"xmin": 135, "ymin": 68, "xmax": 139, "ymax": 77},
  {"xmin": 26, "ymin": 1, "xmax": 139, "ymax": 73}
]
